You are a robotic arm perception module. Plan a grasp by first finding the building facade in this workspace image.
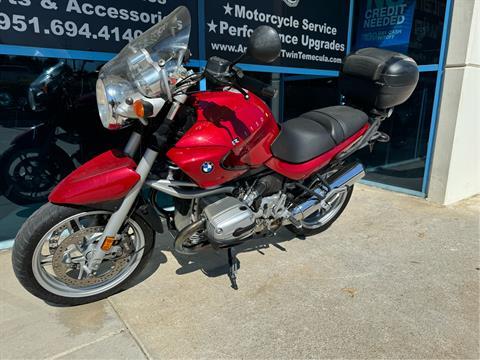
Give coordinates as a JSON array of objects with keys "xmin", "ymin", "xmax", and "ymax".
[{"xmin": 0, "ymin": 0, "xmax": 477, "ymax": 245}]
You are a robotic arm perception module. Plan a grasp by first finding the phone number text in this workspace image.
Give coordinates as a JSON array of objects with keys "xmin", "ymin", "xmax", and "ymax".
[{"xmin": 0, "ymin": 12, "xmax": 143, "ymax": 42}]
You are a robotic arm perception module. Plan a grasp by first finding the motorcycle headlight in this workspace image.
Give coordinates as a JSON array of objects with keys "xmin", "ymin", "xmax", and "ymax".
[
  {"xmin": 96, "ymin": 78, "xmax": 136, "ymax": 130},
  {"xmin": 96, "ymin": 79, "xmax": 112, "ymax": 127}
]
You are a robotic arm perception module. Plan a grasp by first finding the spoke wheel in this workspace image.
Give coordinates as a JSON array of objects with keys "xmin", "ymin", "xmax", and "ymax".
[
  {"xmin": 287, "ymin": 185, "xmax": 354, "ymax": 237},
  {"xmin": 12, "ymin": 203, "xmax": 154, "ymax": 305},
  {"xmin": 1, "ymin": 146, "xmax": 74, "ymax": 205},
  {"xmin": 32, "ymin": 211, "xmax": 145, "ymax": 298},
  {"xmin": 301, "ymin": 188, "xmax": 349, "ymax": 230}
]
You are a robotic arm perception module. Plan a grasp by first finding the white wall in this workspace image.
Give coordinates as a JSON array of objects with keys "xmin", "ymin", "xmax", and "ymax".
[
  {"xmin": 428, "ymin": 0, "xmax": 480, "ymax": 205},
  {"xmin": 467, "ymin": 0, "xmax": 480, "ymax": 65}
]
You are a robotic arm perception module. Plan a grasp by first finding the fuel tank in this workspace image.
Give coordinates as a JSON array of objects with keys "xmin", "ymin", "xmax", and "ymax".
[{"xmin": 167, "ymin": 90, "xmax": 279, "ymax": 188}]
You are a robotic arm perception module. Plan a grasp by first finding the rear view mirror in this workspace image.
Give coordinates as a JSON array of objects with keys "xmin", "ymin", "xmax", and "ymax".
[{"xmin": 247, "ymin": 26, "xmax": 282, "ymax": 64}]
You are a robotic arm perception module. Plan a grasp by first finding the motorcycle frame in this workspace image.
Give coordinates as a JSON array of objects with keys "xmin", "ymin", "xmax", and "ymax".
[
  {"xmin": 86, "ymin": 113, "xmax": 384, "ymax": 271},
  {"xmin": 57, "ymin": 83, "xmax": 389, "ymax": 272}
]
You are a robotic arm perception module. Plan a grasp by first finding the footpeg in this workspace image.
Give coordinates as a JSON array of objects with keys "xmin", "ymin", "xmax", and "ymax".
[
  {"xmin": 372, "ymin": 131, "xmax": 390, "ymax": 143},
  {"xmin": 369, "ymin": 131, "xmax": 390, "ymax": 152},
  {"xmin": 288, "ymin": 215, "xmax": 302, "ymax": 229}
]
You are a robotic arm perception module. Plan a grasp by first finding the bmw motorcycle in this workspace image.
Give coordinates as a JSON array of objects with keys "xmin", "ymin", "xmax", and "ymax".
[{"xmin": 12, "ymin": 7, "xmax": 419, "ymax": 305}]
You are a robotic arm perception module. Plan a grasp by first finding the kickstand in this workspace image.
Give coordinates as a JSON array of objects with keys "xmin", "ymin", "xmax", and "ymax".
[{"xmin": 227, "ymin": 247, "xmax": 239, "ymax": 290}]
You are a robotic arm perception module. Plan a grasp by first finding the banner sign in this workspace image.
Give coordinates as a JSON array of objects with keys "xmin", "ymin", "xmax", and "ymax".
[
  {"xmin": 0, "ymin": 0, "xmax": 351, "ymax": 71},
  {"xmin": 0, "ymin": 0, "xmax": 198, "ymax": 57},
  {"xmin": 204, "ymin": 0, "xmax": 350, "ymax": 70},
  {"xmin": 355, "ymin": 0, "xmax": 416, "ymax": 52}
]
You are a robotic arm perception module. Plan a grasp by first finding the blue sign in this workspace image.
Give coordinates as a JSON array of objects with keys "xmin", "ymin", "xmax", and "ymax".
[
  {"xmin": 355, "ymin": 0, "xmax": 416, "ymax": 53},
  {"xmin": 205, "ymin": 0, "xmax": 350, "ymax": 70}
]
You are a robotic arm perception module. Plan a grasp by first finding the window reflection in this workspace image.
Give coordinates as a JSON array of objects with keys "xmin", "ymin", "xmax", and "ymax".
[
  {"xmin": 0, "ymin": 55, "xmax": 129, "ymax": 241},
  {"xmin": 352, "ymin": 0, "xmax": 447, "ymax": 65},
  {"xmin": 358, "ymin": 72, "xmax": 436, "ymax": 191},
  {"xmin": 284, "ymin": 77, "xmax": 339, "ymax": 120},
  {"xmin": 409, "ymin": 0, "xmax": 447, "ymax": 65}
]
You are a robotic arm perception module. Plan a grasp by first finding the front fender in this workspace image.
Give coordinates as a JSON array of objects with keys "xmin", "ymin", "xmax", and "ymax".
[{"xmin": 49, "ymin": 150, "xmax": 140, "ymax": 205}]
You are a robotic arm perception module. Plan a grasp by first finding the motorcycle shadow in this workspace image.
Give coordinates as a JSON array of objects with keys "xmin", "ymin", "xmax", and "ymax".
[{"xmin": 158, "ymin": 228, "xmax": 299, "ymax": 279}]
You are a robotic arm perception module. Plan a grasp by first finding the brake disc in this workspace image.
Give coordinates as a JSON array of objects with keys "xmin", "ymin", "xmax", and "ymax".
[{"xmin": 52, "ymin": 227, "xmax": 129, "ymax": 288}]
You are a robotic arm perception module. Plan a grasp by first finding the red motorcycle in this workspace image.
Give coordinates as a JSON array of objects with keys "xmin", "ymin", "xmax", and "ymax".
[{"xmin": 12, "ymin": 7, "xmax": 419, "ymax": 305}]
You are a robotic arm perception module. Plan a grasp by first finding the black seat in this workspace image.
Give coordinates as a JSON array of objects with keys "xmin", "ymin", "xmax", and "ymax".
[{"xmin": 271, "ymin": 106, "xmax": 368, "ymax": 164}]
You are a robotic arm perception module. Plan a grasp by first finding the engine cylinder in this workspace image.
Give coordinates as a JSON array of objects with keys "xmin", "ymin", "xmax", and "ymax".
[{"xmin": 203, "ymin": 197, "xmax": 256, "ymax": 247}]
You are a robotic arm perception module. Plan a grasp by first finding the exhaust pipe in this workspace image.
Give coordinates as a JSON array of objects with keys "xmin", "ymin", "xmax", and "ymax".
[
  {"xmin": 289, "ymin": 162, "xmax": 365, "ymax": 224},
  {"xmin": 327, "ymin": 162, "xmax": 366, "ymax": 189},
  {"xmin": 174, "ymin": 218, "xmax": 206, "ymax": 255}
]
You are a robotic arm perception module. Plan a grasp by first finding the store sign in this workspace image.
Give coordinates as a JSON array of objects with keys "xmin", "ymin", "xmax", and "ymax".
[
  {"xmin": 0, "ymin": 0, "xmax": 351, "ymax": 71},
  {"xmin": 0, "ymin": 0, "xmax": 198, "ymax": 56},
  {"xmin": 355, "ymin": 0, "xmax": 416, "ymax": 52},
  {"xmin": 205, "ymin": 0, "xmax": 350, "ymax": 70}
]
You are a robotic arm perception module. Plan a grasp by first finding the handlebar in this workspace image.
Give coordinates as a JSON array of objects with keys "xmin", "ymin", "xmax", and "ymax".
[{"xmin": 203, "ymin": 56, "xmax": 277, "ymax": 100}]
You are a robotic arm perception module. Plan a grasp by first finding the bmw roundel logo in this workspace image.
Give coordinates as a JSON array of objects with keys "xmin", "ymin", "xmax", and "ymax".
[{"xmin": 201, "ymin": 162, "xmax": 214, "ymax": 174}]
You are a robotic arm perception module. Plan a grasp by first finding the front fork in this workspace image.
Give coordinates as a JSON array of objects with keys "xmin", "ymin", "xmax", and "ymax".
[
  {"xmin": 87, "ymin": 94, "xmax": 187, "ymax": 272},
  {"xmin": 87, "ymin": 134, "xmax": 158, "ymax": 272}
]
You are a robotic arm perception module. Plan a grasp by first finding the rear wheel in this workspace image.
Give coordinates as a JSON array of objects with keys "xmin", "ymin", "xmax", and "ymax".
[
  {"xmin": 12, "ymin": 203, "xmax": 154, "ymax": 305},
  {"xmin": 287, "ymin": 185, "xmax": 353, "ymax": 237},
  {"xmin": 1, "ymin": 145, "xmax": 74, "ymax": 205}
]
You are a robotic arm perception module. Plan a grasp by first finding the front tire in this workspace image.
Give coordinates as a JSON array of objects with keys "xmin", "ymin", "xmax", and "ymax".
[
  {"xmin": 286, "ymin": 185, "xmax": 353, "ymax": 237},
  {"xmin": 12, "ymin": 203, "xmax": 154, "ymax": 306}
]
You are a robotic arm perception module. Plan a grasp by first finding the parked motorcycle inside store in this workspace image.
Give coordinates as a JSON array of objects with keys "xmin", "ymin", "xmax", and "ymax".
[
  {"xmin": 12, "ymin": 6, "xmax": 419, "ymax": 305},
  {"xmin": 0, "ymin": 61, "xmax": 129, "ymax": 205},
  {"xmin": 0, "ymin": 64, "xmax": 36, "ymax": 110}
]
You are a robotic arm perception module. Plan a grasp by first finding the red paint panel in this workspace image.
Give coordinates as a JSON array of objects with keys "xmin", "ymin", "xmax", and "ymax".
[
  {"xmin": 177, "ymin": 90, "xmax": 279, "ymax": 162},
  {"xmin": 169, "ymin": 90, "xmax": 279, "ymax": 187},
  {"xmin": 167, "ymin": 146, "xmax": 246, "ymax": 188},
  {"xmin": 49, "ymin": 150, "xmax": 140, "ymax": 205},
  {"xmin": 266, "ymin": 124, "xmax": 369, "ymax": 180}
]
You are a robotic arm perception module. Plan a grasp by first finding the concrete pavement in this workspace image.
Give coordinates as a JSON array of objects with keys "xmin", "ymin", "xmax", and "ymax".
[{"xmin": 1, "ymin": 185, "xmax": 479, "ymax": 359}]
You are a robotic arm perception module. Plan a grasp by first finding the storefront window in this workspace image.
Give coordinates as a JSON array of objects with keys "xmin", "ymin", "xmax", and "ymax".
[
  {"xmin": 283, "ymin": 72, "xmax": 436, "ymax": 193},
  {"xmin": 0, "ymin": 55, "xmax": 130, "ymax": 242},
  {"xmin": 408, "ymin": 0, "xmax": 447, "ymax": 65},
  {"xmin": 0, "ymin": 0, "xmax": 452, "ymax": 244},
  {"xmin": 357, "ymin": 72, "xmax": 437, "ymax": 192},
  {"xmin": 283, "ymin": 77, "xmax": 340, "ymax": 120},
  {"xmin": 352, "ymin": 0, "xmax": 447, "ymax": 65}
]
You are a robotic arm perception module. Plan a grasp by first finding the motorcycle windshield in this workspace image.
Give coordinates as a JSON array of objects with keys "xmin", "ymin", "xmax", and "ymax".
[{"xmin": 99, "ymin": 6, "xmax": 191, "ymax": 99}]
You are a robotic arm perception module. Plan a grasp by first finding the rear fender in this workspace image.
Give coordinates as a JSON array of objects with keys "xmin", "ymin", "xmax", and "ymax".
[{"xmin": 49, "ymin": 150, "xmax": 140, "ymax": 205}]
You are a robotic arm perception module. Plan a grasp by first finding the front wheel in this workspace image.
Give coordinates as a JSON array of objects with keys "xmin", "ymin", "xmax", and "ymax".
[
  {"xmin": 286, "ymin": 185, "xmax": 353, "ymax": 237},
  {"xmin": 12, "ymin": 203, "xmax": 154, "ymax": 306}
]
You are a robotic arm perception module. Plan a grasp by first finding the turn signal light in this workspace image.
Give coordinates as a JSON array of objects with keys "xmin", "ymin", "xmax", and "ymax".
[
  {"xmin": 133, "ymin": 100, "xmax": 145, "ymax": 118},
  {"xmin": 101, "ymin": 236, "xmax": 116, "ymax": 251},
  {"xmin": 133, "ymin": 100, "xmax": 153, "ymax": 118}
]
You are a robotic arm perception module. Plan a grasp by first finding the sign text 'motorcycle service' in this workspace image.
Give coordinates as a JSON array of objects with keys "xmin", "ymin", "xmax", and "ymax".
[{"xmin": 205, "ymin": 0, "xmax": 349, "ymax": 70}]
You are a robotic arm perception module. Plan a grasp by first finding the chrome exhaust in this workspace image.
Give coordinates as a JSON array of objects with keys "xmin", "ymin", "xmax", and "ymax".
[
  {"xmin": 289, "ymin": 162, "xmax": 365, "ymax": 225},
  {"xmin": 174, "ymin": 218, "xmax": 206, "ymax": 255}
]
